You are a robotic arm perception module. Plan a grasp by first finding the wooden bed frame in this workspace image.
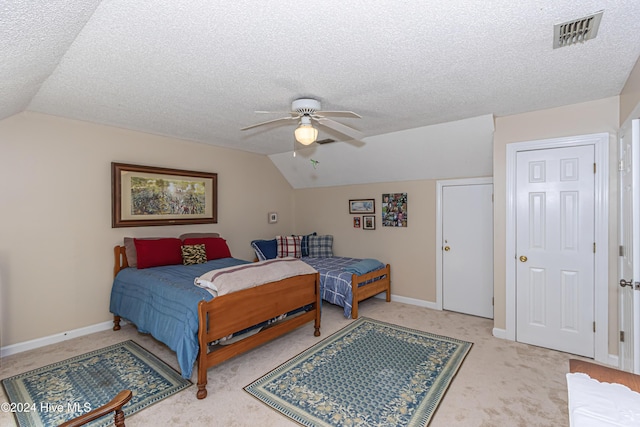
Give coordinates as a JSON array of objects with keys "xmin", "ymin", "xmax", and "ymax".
[
  {"xmin": 350, "ymin": 264, "xmax": 391, "ymax": 319},
  {"xmin": 112, "ymin": 246, "xmax": 321, "ymax": 399}
]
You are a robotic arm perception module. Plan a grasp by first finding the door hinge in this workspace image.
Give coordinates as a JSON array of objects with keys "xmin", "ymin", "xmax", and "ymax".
[
  {"xmin": 620, "ymin": 245, "xmax": 625, "ymax": 257},
  {"xmin": 620, "ymin": 331, "xmax": 625, "ymax": 342},
  {"xmin": 593, "ymin": 322, "xmax": 596, "ymax": 333},
  {"xmin": 619, "ymin": 160, "xmax": 625, "ymax": 171},
  {"xmin": 593, "ymin": 242, "xmax": 596, "ymax": 253},
  {"xmin": 492, "ymin": 297, "xmax": 494, "ymax": 306},
  {"xmin": 593, "ymin": 163, "xmax": 596, "ymax": 173}
]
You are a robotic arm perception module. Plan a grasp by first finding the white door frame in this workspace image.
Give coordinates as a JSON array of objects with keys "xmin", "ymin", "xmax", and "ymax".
[
  {"xmin": 505, "ymin": 133, "xmax": 610, "ymax": 364},
  {"xmin": 436, "ymin": 177, "xmax": 493, "ymax": 310}
]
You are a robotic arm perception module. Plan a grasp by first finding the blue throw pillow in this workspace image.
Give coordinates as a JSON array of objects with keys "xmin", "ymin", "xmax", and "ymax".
[
  {"xmin": 251, "ymin": 239, "xmax": 277, "ymax": 261},
  {"xmin": 343, "ymin": 258, "xmax": 385, "ymax": 275},
  {"xmin": 308, "ymin": 235, "xmax": 333, "ymax": 258},
  {"xmin": 293, "ymin": 232, "xmax": 317, "ymax": 257}
]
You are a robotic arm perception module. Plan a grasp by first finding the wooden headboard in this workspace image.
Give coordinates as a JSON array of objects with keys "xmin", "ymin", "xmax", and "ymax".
[{"xmin": 114, "ymin": 246, "xmax": 128, "ymax": 278}]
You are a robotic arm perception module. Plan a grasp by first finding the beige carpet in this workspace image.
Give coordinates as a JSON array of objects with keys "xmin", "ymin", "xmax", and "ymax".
[{"xmin": 1, "ymin": 299, "xmax": 573, "ymax": 426}]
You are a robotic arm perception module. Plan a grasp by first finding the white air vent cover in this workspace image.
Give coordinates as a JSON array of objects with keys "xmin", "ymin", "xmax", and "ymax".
[{"xmin": 553, "ymin": 10, "xmax": 603, "ymax": 49}]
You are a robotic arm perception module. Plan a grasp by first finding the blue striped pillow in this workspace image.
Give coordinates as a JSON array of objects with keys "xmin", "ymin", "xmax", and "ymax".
[
  {"xmin": 294, "ymin": 232, "xmax": 317, "ymax": 257},
  {"xmin": 308, "ymin": 235, "xmax": 333, "ymax": 258}
]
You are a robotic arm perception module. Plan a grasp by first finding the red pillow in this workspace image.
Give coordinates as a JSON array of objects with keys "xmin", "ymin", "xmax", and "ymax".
[
  {"xmin": 182, "ymin": 237, "xmax": 231, "ymax": 260},
  {"xmin": 134, "ymin": 238, "xmax": 183, "ymax": 269}
]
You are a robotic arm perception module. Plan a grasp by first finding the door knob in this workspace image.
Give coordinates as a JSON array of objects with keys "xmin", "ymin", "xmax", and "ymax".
[
  {"xmin": 444, "ymin": 246, "xmax": 450, "ymax": 251},
  {"xmin": 519, "ymin": 255, "xmax": 528, "ymax": 262},
  {"xmin": 620, "ymin": 279, "xmax": 633, "ymax": 288}
]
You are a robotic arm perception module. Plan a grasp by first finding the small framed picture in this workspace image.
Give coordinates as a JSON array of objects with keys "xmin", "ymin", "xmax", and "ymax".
[
  {"xmin": 268, "ymin": 212, "xmax": 278, "ymax": 224},
  {"xmin": 363, "ymin": 215, "xmax": 375, "ymax": 230},
  {"xmin": 353, "ymin": 217, "xmax": 361, "ymax": 228},
  {"xmin": 349, "ymin": 199, "xmax": 375, "ymax": 214}
]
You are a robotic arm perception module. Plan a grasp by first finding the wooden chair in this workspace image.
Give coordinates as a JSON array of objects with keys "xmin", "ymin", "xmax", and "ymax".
[{"xmin": 59, "ymin": 390, "xmax": 133, "ymax": 427}]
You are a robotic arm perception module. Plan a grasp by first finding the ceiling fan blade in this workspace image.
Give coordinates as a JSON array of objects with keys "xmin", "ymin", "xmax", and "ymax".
[
  {"xmin": 241, "ymin": 116, "xmax": 295, "ymax": 131},
  {"xmin": 255, "ymin": 110, "xmax": 295, "ymax": 114},
  {"xmin": 314, "ymin": 117, "xmax": 364, "ymax": 141},
  {"xmin": 314, "ymin": 111, "xmax": 362, "ymax": 119}
]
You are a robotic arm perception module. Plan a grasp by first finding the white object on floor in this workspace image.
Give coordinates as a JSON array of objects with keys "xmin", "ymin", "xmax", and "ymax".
[{"xmin": 566, "ymin": 372, "xmax": 640, "ymax": 426}]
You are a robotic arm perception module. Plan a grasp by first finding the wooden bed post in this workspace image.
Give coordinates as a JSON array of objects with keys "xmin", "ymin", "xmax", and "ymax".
[
  {"xmin": 350, "ymin": 264, "xmax": 391, "ymax": 319},
  {"xmin": 196, "ymin": 356, "xmax": 208, "ymax": 400},
  {"xmin": 314, "ymin": 272, "xmax": 321, "ymax": 336},
  {"xmin": 196, "ymin": 300, "xmax": 209, "ymax": 399},
  {"xmin": 112, "ymin": 315, "xmax": 121, "ymax": 331}
]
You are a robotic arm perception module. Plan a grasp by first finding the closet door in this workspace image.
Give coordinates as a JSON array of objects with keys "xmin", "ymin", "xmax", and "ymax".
[{"xmin": 442, "ymin": 183, "xmax": 494, "ymax": 318}]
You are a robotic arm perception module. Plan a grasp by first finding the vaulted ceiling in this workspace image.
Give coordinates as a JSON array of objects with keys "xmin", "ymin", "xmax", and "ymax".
[{"xmin": 3, "ymin": 1, "xmax": 640, "ymax": 187}]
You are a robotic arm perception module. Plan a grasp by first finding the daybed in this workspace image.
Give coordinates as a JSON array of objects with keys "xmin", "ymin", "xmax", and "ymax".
[
  {"xmin": 567, "ymin": 359, "xmax": 640, "ymax": 426},
  {"xmin": 110, "ymin": 235, "xmax": 321, "ymax": 400},
  {"xmin": 252, "ymin": 234, "xmax": 390, "ymax": 319}
]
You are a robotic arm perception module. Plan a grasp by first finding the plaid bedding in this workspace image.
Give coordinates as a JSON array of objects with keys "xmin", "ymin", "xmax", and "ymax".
[{"xmin": 301, "ymin": 256, "xmax": 385, "ymax": 318}]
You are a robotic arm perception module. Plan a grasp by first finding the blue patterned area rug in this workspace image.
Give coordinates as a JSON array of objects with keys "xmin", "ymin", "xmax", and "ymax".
[
  {"xmin": 1, "ymin": 340, "xmax": 190, "ymax": 427},
  {"xmin": 245, "ymin": 317, "xmax": 472, "ymax": 427}
]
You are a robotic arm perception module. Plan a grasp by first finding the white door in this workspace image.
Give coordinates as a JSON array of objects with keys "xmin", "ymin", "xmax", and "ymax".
[
  {"xmin": 442, "ymin": 183, "xmax": 494, "ymax": 318},
  {"xmin": 619, "ymin": 119, "xmax": 640, "ymax": 373},
  {"xmin": 516, "ymin": 145, "xmax": 595, "ymax": 357}
]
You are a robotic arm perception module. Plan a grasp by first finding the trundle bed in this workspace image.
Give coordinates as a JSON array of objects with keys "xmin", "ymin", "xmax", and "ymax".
[{"xmin": 110, "ymin": 241, "xmax": 321, "ymax": 400}]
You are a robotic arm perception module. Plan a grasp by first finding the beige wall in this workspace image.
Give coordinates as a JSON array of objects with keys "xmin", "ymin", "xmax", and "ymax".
[
  {"xmin": 493, "ymin": 96, "xmax": 620, "ymax": 353},
  {"xmin": 3, "ymin": 65, "xmax": 640, "ymax": 354},
  {"xmin": 0, "ymin": 112, "xmax": 294, "ymax": 346},
  {"xmin": 294, "ymin": 180, "xmax": 439, "ymax": 302},
  {"xmin": 620, "ymin": 56, "xmax": 640, "ymax": 125}
]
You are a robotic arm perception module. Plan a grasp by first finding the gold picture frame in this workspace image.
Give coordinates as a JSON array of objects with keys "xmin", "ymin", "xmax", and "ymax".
[{"xmin": 112, "ymin": 162, "xmax": 217, "ymax": 228}]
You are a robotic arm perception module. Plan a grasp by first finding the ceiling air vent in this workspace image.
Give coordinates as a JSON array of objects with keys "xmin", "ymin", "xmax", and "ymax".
[
  {"xmin": 315, "ymin": 138, "xmax": 336, "ymax": 145},
  {"xmin": 553, "ymin": 10, "xmax": 603, "ymax": 49}
]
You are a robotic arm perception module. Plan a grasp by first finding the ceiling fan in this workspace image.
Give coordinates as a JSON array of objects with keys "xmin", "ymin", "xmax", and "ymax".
[{"xmin": 241, "ymin": 98, "xmax": 363, "ymax": 145}]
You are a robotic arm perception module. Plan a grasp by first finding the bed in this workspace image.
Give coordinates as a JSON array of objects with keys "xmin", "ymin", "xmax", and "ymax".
[
  {"xmin": 301, "ymin": 256, "xmax": 390, "ymax": 318},
  {"xmin": 110, "ymin": 236, "xmax": 321, "ymax": 400},
  {"xmin": 567, "ymin": 359, "xmax": 640, "ymax": 425},
  {"xmin": 252, "ymin": 234, "xmax": 391, "ymax": 319}
]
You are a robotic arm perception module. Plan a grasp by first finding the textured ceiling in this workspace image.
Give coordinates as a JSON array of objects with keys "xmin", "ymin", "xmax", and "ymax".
[{"xmin": 2, "ymin": 1, "xmax": 640, "ymax": 182}]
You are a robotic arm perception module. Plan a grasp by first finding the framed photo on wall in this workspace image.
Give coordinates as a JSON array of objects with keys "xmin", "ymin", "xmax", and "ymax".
[
  {"xmin": 112, "ymin": 162, "xmax": 217, "ymax": 227},
  {"xmin": 349, "ymin": 199, "xmax": 375, "ymax": 214},
  {"xmin": 353, "ymin": 216, "xmax": 361, "ymax": 228},
  {"xmin": 363, "ymin": 215, "xmax": 375, "ymax": 230}
]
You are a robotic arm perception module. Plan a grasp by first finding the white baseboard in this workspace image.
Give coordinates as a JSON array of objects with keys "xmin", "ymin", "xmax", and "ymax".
[
  {"xmin": 0, "ymin": 320, "xmax": 123, "ymax": 358},
  {"xmin": 606, "ymin": 354, "xmax": 619, "ymax": 368},
  {"xmin": 492, "ymin": 327, "xmax": 507, "ymax": 339},
  {"xmin": 491, "ymin": 327, "xmax": 620, "ymax": 368},
  {"xmin": 3, "ymin": 294, "xmax": 436, "ymax": 358},
  {"xmin": 377, "ymin": 293, "xmax": 439, "ymax": 311}
]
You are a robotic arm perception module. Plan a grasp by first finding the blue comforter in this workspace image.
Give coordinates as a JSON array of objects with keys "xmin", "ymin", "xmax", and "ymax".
[
  {"xmin": 302, "ymin": 256, "xmax": 385, "ymax": 318},
  {"xmin": 109, "ymin": 258, "xmax": 249, "ymax": 379}
]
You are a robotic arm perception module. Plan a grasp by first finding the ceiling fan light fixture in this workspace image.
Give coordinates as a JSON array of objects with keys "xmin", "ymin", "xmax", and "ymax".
[{"xmin": 294, "ymin": 124, "xmax": 317, "ymax": 145}]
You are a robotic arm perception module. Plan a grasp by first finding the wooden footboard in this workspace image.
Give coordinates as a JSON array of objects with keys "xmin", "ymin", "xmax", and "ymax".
[
  {"xmin": 351, "ymin": 264, "xmax": 391, "ymax": 319},
  {"xmin": 196, "ymin": 272, "xmax": 321, "ymax": 399}
]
